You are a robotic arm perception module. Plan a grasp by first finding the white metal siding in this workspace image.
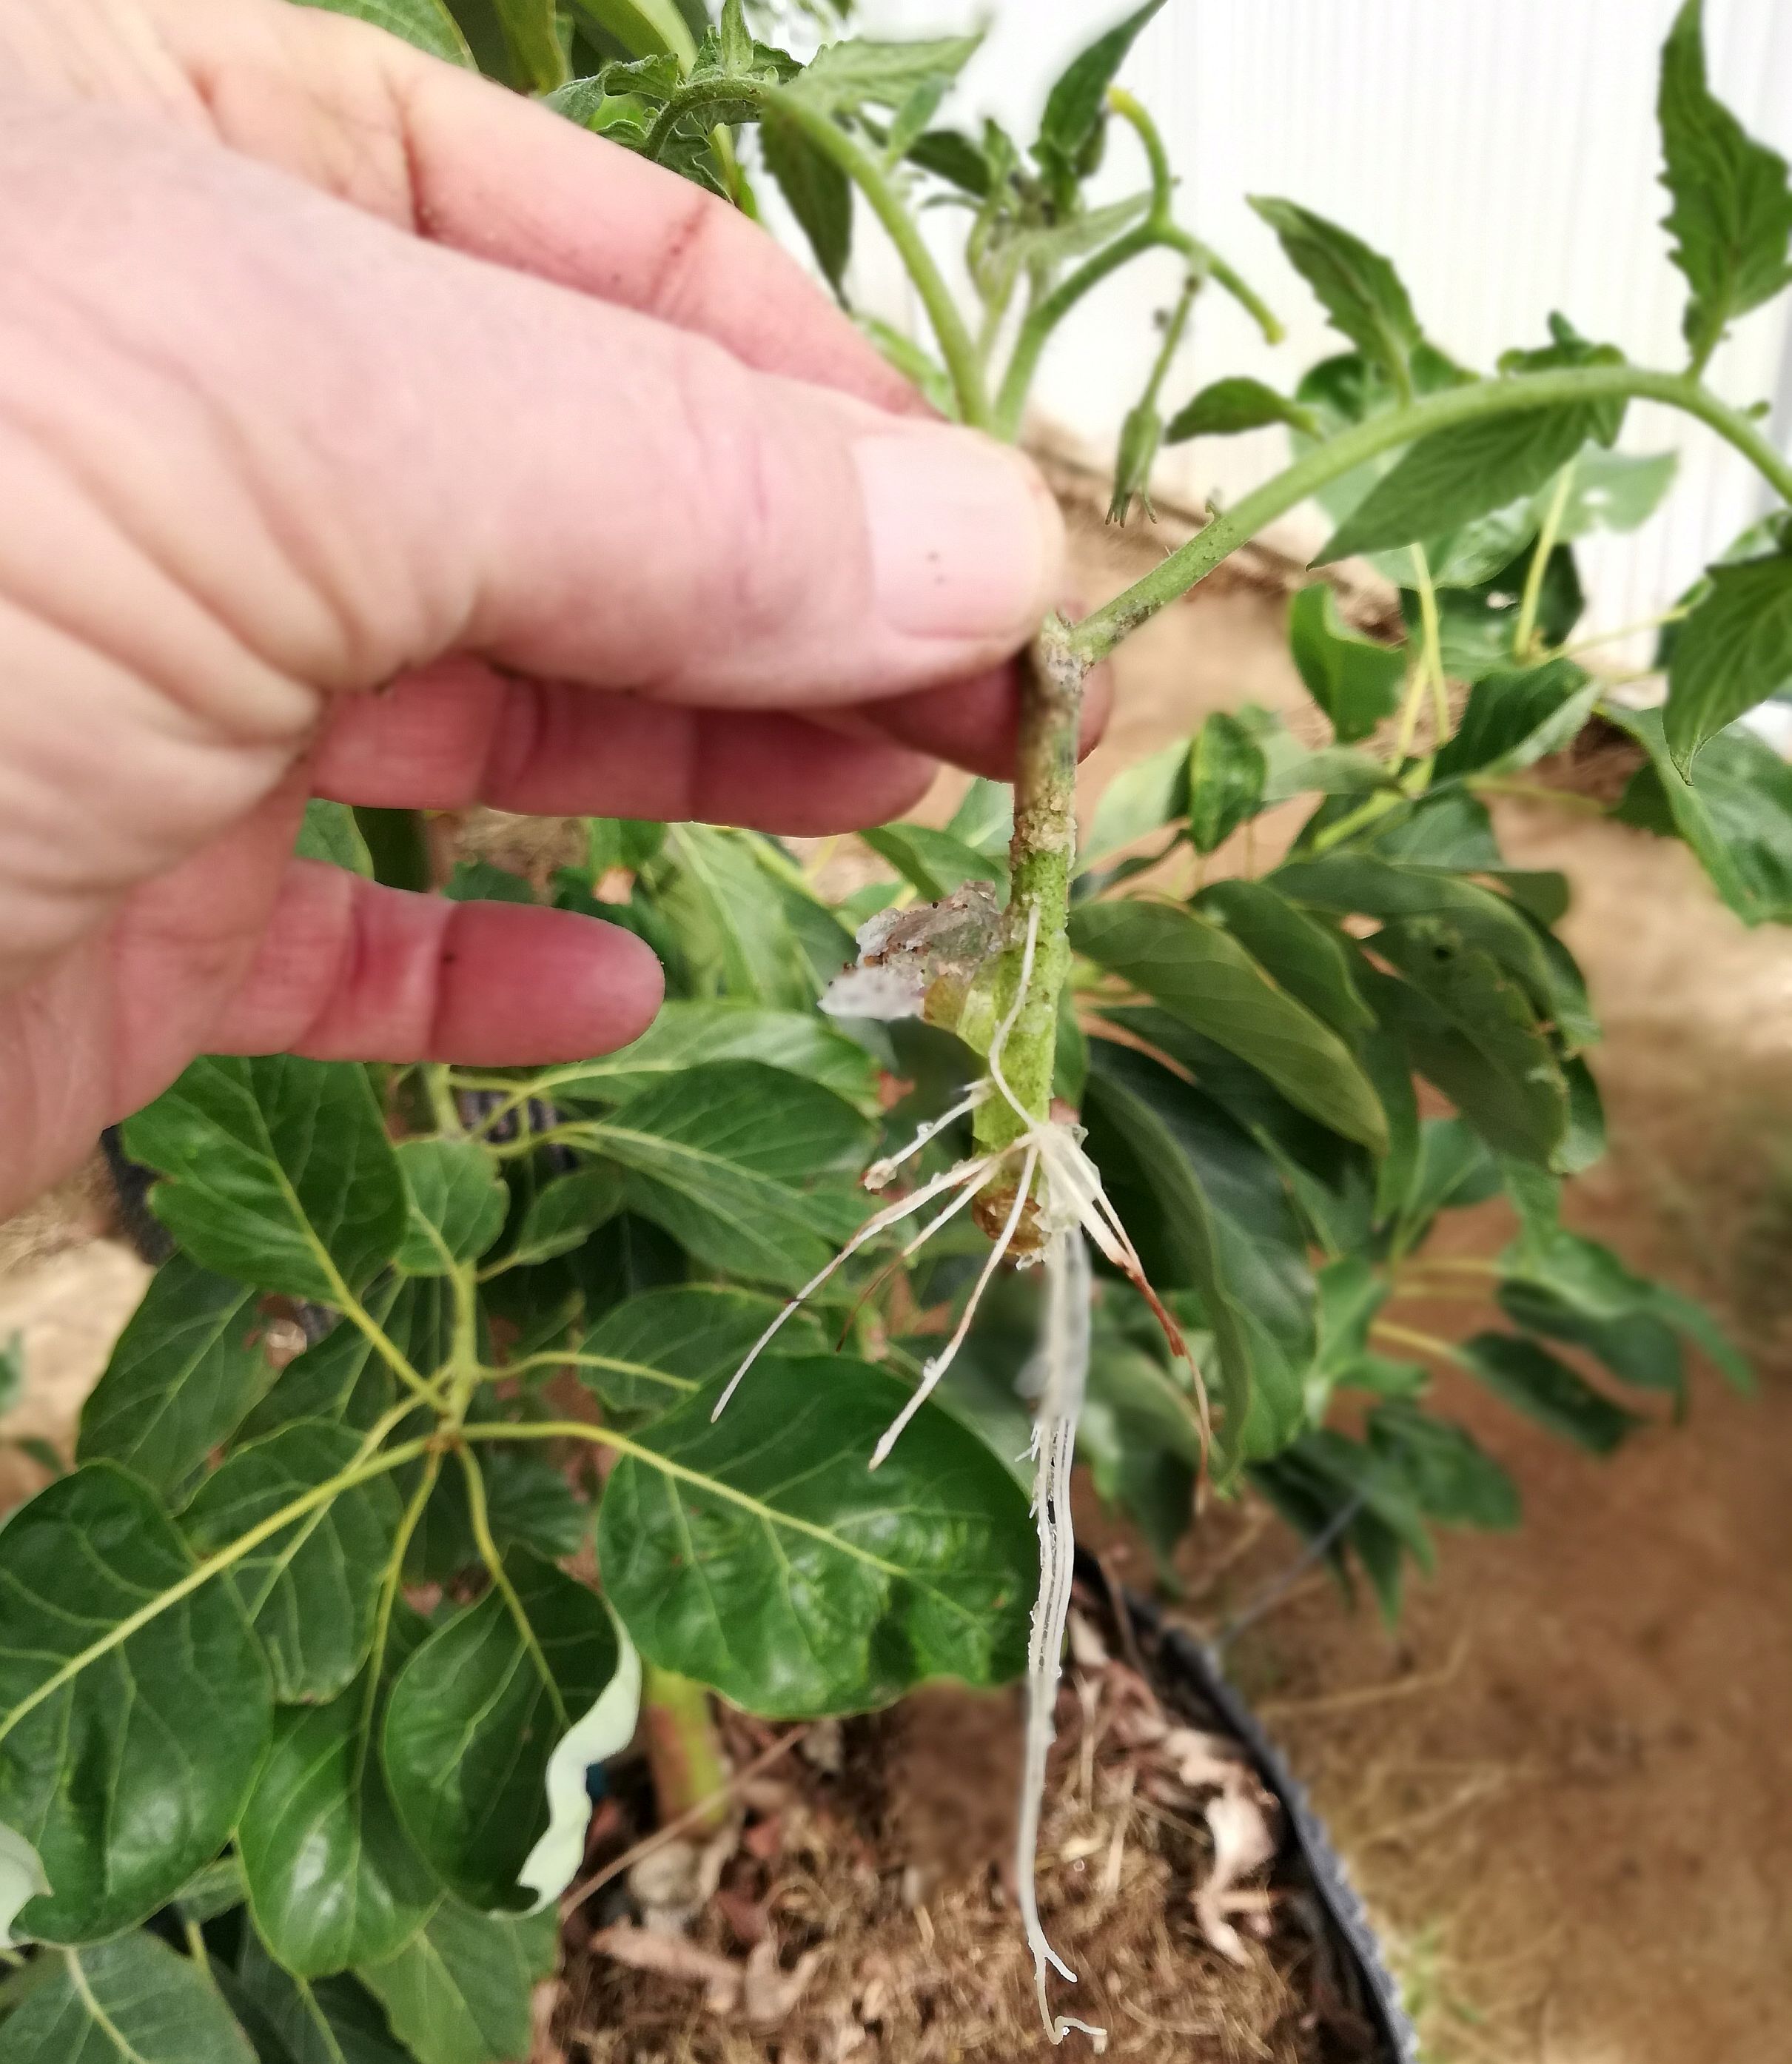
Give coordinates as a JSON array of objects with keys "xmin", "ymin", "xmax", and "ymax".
[{"xmin": 848, "ymin": 0, "xmax": 1792, "ymax": 641}]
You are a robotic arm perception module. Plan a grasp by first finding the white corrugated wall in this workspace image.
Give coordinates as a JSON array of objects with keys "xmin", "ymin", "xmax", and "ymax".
[{"xmin": 844, "ymin": 0, "xmax": 1792, "ymax": 640}]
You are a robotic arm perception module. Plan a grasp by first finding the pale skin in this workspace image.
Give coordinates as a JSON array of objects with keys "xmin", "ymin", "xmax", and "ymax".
[{"xmin": 0, "ymin": 0, "xmax": 1101, "ymax": 1219}]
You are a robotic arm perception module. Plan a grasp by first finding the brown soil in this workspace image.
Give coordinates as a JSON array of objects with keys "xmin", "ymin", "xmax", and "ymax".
[{"xmin": 4, "ymin": 497, "xmax": 1791, "ymax": 2063}]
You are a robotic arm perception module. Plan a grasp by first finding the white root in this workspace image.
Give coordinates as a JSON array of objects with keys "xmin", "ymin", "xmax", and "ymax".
[
  {"xmin": 1017, "ymin": 1226, "xmax": 1107, "ymax": 2051},
  {"xmin": 710, "ymin": 1153, "xmax": 995, "ymax": 1421},
  {"xmin": 864, "ymin": 1082, "xmax": 991, "ymax": 1190},
  {"xmin": 868, "ymin": 1145, "xmax": 1039, "ymax": 1471}
]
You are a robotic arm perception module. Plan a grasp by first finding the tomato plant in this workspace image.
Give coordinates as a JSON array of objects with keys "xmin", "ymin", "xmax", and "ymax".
[{"xmin": 1, "ymin": 0, "xmax": 1785, "ymax": 2055}]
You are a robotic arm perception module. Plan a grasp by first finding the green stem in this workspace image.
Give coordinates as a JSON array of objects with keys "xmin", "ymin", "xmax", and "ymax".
[
  {"xmin": 995, "ymin": 220, "xmax": 1172, "ymax": 438},
  {"xmin": 457, "ymin": 1445, "xmax": 568, "ymax": 1725},
  {"xmin": 1514, "ymin": 460, "xmax": 1576, "ymax": 661},
  {"xmin": 1371, "ymin": 1320, "xmax": 1467, "ymax": 1364},
  {"xmin": 974, "ymin": 626, "xmax": 1086, "ymax": 1152},
  {"xmin": 1067, "ymin": 365, "xmax": 1792, "ymax": 666},
  {"xmin": 1469, "ymin": 777, "xmax": 1606, "ymax": 814},
  {"xmin": 1306, "ymin": 786, "xmax": 1405, "ymax": 857},
  {"xmin": 1142, "ymin": 270, "xmax": 1200, "ymax": 415},
  {"xmin": 641, "ymin": 1666, "xmax": 731, "ymax": 1835},
  {"xmin": 1392, "ymin": 543, "xmax": 1445, "ymax": 760},
  {"xmin": 353, "ymin": 808, "xmax": 432, "ymax": 895},
  {"xmin": 761, "ymin": 88, "xmax": 990, "ymax": 429},
  {"xmin": 491, "ymin": 0, "xmax": 569, "ymax": 93},
  {"xmin": 1562, "ymin": 604, "xmax": 1690, "ymax": 658},
  {"xmin": 355, "ymin": 1445, "xmax": 442, "ymax": 1772}
]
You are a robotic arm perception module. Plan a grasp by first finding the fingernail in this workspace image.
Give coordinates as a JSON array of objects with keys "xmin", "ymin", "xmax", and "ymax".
[{"xmin": 854, "ymin": 427, "xmax": 1064, "ymax": 643}]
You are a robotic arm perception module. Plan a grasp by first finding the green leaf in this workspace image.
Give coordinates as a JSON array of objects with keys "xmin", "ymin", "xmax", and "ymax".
[
  {"xmin": 1195, "ymin": 879, "xmax": 1373, "ymax": 1037},
  {"xmin": 2, "ymin": 1934, "xmax": 256, "ymax": 2063},
  {"xmin": 598, "ymin": 1360, "xmax": 1032, "ymax": 1716},
  {"xmin": 0, "ymin": 1464, "xmax": 272, "ymax": 1943},
  {"xmin": 1320, "ymin": 392, "xmax": 1625, "ymax": 563},
  {"xmin": 1185, "ymin": 711, "xmax": 1266, "ymax": 855},
  {"xmin": 1082, "ymin": 1043, "xmax": 1316, "ymax": 1464},
  {"xmin": 503, "ymin": 1167, "xmax": 625, "ymax": 1269},
  {"xmin": 385, "ymin": 1547, "xmax": 617, "ymax": 1910},
  {"xmin": 580, "ymin": 1064, "xmax": 871, "ymax": 1290},
  {"xmin": 171, "ymin": 1856, "xmax": 246, "ymax": 1928},
  {"xmin": 762, "ymin": 111, "xmax": 853, "ymax": 293},
  {"xmin": 1273, "ymin": 851, "xmax": 1595, "ymax": 1049},
  {"xmin": 946, "ymin": 778, "xmax": 1014, "ymax": 854},
  {"xmin": 357, "ymin": 1902, "xmax": 558, "ymax": 2064},
  {"xmin": 404, "ymin": 1448, "xmax": 588, "ymax": 1586},
  {"xmin": 1432, "ymin": 658, "xmax": 1600, "ymax": 780},
  {"xmin": 796, "ymin": 35, "xmax": 981, "ymax": 114},
  {"xmin": 1663, "ymin": 536, "xmax": 1792, "ymax": 771},
  {"xmin": 246, "ymin": 1280, "xmax": 449, "ymax": 1438},
  {"xmin": 1456, "ymin": 1333, "xmax": 1642, "ymax": 1454},
  {"xmin": 1658, "ymin": 0, "xmax": 1792, "ymax": 366},
  {"xmin": 1292, "ymin": 346, "xmax": 1540, "ymax": 591},
  {"xmin": 1078, "ymin": 740, "xmax": 1188, "ymax": 869},
  {"xmin": 1037, "ymin": 1, "xmax": 1165, "ymax": 165},
  {"xmin": 395, "ymin": 1139, "xmax": 509, "ymax": 1276},
  {"xmin": 1096, "ymin": 1002, "xmax": 1380, "ymax": 1259},
  {"xmin": 566, "ymin": 0, "xmax": 696, "ymax": 65},
  {"xmin": 232, "ymin": 1940, "xmax": 410, "ymax": 2064},
  {"xmin": 1249, "ymin": 198, "xmax": 1422, "ymax": 384},
  {"xmin": 573, "ymin": 1284, "xmax": 823, "ymax": 1414},
  {"xmin": 1392, "ymin": 1116, "xmax": 1500, "ymax": 1254},
  {"xmin": 296, "ymin": 800, "xmax": 375, "ymax": 876},
  {"xmin": 237, "ymin": 1607, "xmax": 439, "ymax": 1978},
  {"xmin": 289, "ymin": 0, "xmax": 474, "ymax": 67},
  {"xmin": 443, "ymin": 860, "xmax": 533, "ymax": 905},
  {"xmin": 123, "ymin": 1056, "xmax": 406, "ymax": 1304},
  {"xmin": 1287, "ymin": 583, "xmax": 1407, "ymax": 743},
  {"xmin": 1166, "ymin": 375, "xmax": 1315, "ymax": 443},
  {"xmin": 1499, "ymin": 1278, "xmax": 1685, "ymax": 1404},
  {"xmin": 181, "ymin": 1422, "xmax": 403, "ymax": 1704},
  {"xmin": 1366, "ymin": 1402, "xmax": 1520, "ymax": 1530},
  {"xmin": 860, "ymin": 822, "xmax": 1007, "ymax": 899},
  {"xmin": 1608, "ymin": 703, "xmax": 1792, "ymax": 924},
  {"xmin": 1549, "ymin": 446, "xmax": 1678, "ymax": 540},
  {"xmin": 1365, "ymin": 931, "xmax": 1569, "ymax": 1167},
  {"xmin": 75, "ymin": 1256, "xmax": 275, "ymax": 1495},
  {"xmin": 657, "ymin": 825, "xmax": 816, "ymax": 1006},
  {"xmin": 1496, "ymin": 1224, "xmax": 1747, "ymax": 1401},
  {"xmin": 486, "ymin": 0, "xmax": 570, "ymax": 90},
  {"xmin": 545, "ymin": 999, "xmax": 876, "ymax": 1110},
  {"xmin": 907, "ymin": 127, "xmax": 992, "ymax": 195},
  {"xmin": 1069, "ymin": 899, "xmax": 1389, "ymax": 1152}
]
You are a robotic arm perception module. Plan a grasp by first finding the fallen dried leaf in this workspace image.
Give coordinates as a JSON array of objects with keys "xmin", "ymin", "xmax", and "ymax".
[
  {"xmin": 742, "ymin": 1939, "xmax": 824, "ymax": 2027},
  {"xmin": 1193, "ymin": 1780, "xmax": 1281, "ymax": 1966},
  {"xmin": 590, "ymin": 1923, "xmax": 742, "ymax": 2013}
]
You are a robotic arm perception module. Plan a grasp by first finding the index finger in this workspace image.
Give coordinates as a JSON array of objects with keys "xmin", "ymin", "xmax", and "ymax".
[{"xmin": 153, "ymin": 0, "xmax": 924, "ymax": 412}]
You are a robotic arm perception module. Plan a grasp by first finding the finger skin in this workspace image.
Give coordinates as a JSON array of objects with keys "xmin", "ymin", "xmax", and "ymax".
[
  {"xmin": 209, "ymin": 862, "xmax": 665, "ymax": 1065},
  {"xmin": 310, "ymin": 656, "xmax": 1111, "ymax": 821},
  {"xmin": 312, "ymin": 660, "xmax": 933, "ymax": 829}
]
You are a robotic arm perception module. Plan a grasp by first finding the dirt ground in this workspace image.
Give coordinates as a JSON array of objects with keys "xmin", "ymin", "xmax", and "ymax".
[{"xmin": 4, "ymin": 489, "xmax": 1791, "ymax": 2062}]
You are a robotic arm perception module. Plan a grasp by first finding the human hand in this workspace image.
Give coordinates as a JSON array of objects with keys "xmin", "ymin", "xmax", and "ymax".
[{"xmin": 0, "ymin": 0, "xmax": 1078, "ymax": 1216}]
